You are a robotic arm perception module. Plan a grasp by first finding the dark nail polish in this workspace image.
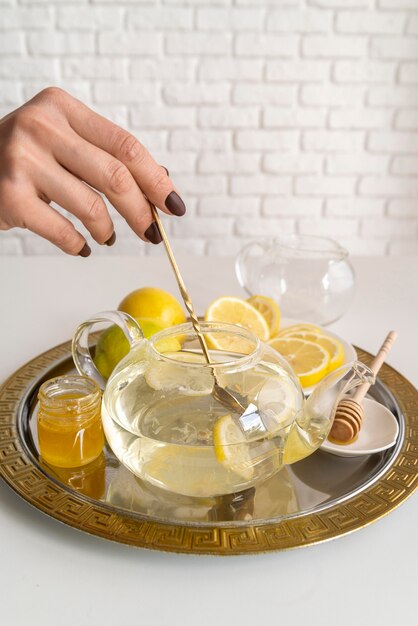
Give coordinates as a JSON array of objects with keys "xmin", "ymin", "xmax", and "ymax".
[
  {"xmin": 145, "ymin": 222, "xmax": 162, "ymax": 245},
  {"xmin": 105, "ymin": 232, "xmax": 116, "ymax": 246},
  {"xmin": 78, "ymin": 243, "xmax": 91, "ymax": 257},
  {"xmin": 165, "ymin": 191, "xmax": 186, "ymax": 216},
  {"xmin": 161, "ymin": 165, "xmax": 169, "ymax": 176}
]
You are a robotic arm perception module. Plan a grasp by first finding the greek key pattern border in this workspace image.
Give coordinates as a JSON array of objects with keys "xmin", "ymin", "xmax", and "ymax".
[{"xmin": 0, "ymin": 341, "xmax": 417, "ymax": 555}]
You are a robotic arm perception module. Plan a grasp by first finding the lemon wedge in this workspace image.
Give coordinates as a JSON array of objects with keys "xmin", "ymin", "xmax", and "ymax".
[
  {"xmin": 268, "ymin": 337, "xmax": 330, "ymax": 388},
  {"xmin": 213, "ymin": 414, "xmax": 254, "ymax": 480},
  {"xmin": 247, "ymin": 295, "xmax": 281, "ymax": 337}
]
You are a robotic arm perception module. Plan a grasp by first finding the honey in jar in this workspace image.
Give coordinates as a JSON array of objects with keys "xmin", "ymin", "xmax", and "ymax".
[{"xmin": 37, "ymin": 375, "xmax": 104, "ymax": 468}]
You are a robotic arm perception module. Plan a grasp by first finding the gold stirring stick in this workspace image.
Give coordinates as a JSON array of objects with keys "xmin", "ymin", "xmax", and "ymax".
[
  {"xmin": 149, "ymin": 202, "xmax": 247, "ymax": 415},
  {"xmin": 149, "ymin": 203, "xmax": 211, "ymax": 363}
]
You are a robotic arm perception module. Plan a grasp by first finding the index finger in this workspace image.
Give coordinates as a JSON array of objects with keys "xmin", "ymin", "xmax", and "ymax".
[{"xmin": 63, "ymin": 93, "xmax": 186, "ymax": 217}]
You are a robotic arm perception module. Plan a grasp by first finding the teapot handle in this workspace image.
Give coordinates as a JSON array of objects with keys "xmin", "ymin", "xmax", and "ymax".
[
  {"xmin": 71, "ymin": 310, "xmax": 144, "ymax": 390},
  {"xmin": 235, "ymin": 241, "xmax": 268, "ymax": 295}
]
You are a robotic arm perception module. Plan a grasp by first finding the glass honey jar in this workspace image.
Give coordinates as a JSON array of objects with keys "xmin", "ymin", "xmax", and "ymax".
[{"xmin": 37, "ymin": 375, "xmax": 104, "ymax": 468}]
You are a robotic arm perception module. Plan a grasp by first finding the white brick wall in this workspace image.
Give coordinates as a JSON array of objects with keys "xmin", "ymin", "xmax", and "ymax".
[{"xmin": 0, "ymin": 0, "xmax": 417, "ymax": 257}]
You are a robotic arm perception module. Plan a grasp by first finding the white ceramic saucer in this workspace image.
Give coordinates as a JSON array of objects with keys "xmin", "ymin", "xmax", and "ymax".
[{"xmin": 320, "ymin": 397, "xmax": 399, "ymax": 458}]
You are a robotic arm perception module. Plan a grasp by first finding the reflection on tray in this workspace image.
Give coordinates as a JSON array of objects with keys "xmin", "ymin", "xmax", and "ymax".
[
  {"xmin": 289, "ymin": 449, "xmax": 387, "ymax": 507},
  {"xmin": 105, "ymin": 464, "xmax": 300, "ymax": 523},
  {"xmin": 41, "ymin": 453, "xmax": 107, "ymax": 501},
  {"xmin": 36, "ymin": 444, "xmax": 392, "ymax": 525}
]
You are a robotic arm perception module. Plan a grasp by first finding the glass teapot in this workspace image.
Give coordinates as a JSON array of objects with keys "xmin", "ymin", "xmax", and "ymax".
[
  {"xmin": 236, "ymin": 235, "xmax": 355, "ymax": 325},
  {"xmin": 72, "ymin": 312, "xmax": 373, "ymax": 498}
]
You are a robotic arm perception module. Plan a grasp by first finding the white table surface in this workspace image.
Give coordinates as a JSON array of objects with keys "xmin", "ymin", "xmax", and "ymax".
[{"xmin": 1, "ymin": 255, "xmax": 417, "ymax": 626}]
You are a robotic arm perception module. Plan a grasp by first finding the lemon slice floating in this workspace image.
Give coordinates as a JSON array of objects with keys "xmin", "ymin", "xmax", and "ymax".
[
  {"xmin": 258, "ymin": 377, "xmax": 300, "ymax": 427},
  {"xmin": 247, "ymin": 295, "xmax": 281, "ymax": 338},
  {"xmin": 145, "ymin": 359, "xmax": 214, "ymax": 395},
  {"xmin": 283, "ymin": 425, "xmax": 313, "ymax": 465},
  {"xmin": 268, "ymin": 337, "xmax": 330, "ymax": 388},
  {"xmin": 164, "ymin": 351, "xmax": 208, "ymax": 364},
  {"xmin": 213, "ymin": 414, "xmax": 254, "ymax": 480},
  {"xmin": 205, "ymin": 297, "xmax": 270, "ymax": 350}
]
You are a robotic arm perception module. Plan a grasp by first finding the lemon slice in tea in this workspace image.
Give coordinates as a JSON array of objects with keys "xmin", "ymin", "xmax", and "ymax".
[
  {"xmin": 145, "ymin": 358, "xmax": 214, "ymax": 396},
  {"xmin": 213, "ymin": 414, "xmax": 254, "ymax": 480},
  {"xmin": 258, "ymin": 377, "xmax": 299, "ymax": 427}
]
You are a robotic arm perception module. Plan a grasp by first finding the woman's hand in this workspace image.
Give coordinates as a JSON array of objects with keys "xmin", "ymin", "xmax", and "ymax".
[{"xmin": 0, "ymin": 87, "xmax": 186, "ymax": 256}]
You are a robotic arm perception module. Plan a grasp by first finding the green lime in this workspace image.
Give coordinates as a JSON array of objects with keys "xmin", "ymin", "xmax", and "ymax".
[
  {"xmin": 94, "ymin": 318, "xmax": 161, "ymax": 380},
  {"xmin": 94, "ymin": 318, "xmax": 181, "ymax": 380}
]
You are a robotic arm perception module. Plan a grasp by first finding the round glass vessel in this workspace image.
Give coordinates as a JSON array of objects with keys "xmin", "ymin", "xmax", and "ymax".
[
  {"xmin": 236, "ymin": 235, "xmax": 355, "ymax": 325},
  {"xmin": 102, "ymin": 323, "xmax": 304, "ymax": 498},
  {"xmin": 72, "ymin": 313, "xmax": 373, "ymax": 498},
  {"xmin": 37, "ymin": 375, "xmax": 104, "ymax": 468}
]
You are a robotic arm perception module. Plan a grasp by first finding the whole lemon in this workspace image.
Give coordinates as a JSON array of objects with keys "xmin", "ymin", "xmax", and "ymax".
[{"xmin": 118, "ymin": 287, "xmax": 186, "ymax": 328}]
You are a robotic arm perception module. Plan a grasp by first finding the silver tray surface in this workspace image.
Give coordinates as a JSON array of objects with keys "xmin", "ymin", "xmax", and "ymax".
[{"xmin": 0, "ymin": 340, "xmax": 417, "ymax": 555}]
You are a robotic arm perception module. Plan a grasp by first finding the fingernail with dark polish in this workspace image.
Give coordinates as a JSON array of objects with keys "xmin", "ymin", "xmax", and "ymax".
[
  {"xmin": 165, "ymin": 191, "xmax": 186, "ymax": 216},
  {"xmin": 161, "ymin": 165, "xmax": 169, "ymax": 176},
  {"xmin": 105, "ymin": 232, "xmax": 116, "ymax": 246},
  {"xmin": 78, "ymin": 243, "xmax": 91, "ymax": 258},
  {"xmin": 145, "ymin": 222, "xmax": 162, "ymax": 245}
]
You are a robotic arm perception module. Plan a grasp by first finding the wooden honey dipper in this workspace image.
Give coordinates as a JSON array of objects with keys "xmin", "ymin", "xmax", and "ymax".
[{"xmin": 328, "ymin": 331, "xmax": 398, "ymax": 444}]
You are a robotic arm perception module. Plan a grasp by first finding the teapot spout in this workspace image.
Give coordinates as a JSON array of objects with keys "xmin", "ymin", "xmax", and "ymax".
[
  {"xmin": 340, "ymin": 360, "xmax": 375, "ymax": 396},
  {"xmin": 302, "ymin": 361, "xmax": 375, "ymax": 450}
]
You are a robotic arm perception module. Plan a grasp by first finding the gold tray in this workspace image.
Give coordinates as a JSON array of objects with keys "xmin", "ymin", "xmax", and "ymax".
[{"xmin": 0, "ymin": 341, "xmax": 417, "ymax": 556}]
